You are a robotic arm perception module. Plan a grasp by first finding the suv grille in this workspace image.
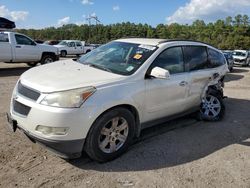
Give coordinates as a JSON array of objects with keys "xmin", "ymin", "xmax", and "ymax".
[
  {"xmin": 17, "ymin": 82, "xmax": 40, "ymax": 101},
  {"xmin": 13, "ymin": 100, "xmax": 31, "ymax": 116}
]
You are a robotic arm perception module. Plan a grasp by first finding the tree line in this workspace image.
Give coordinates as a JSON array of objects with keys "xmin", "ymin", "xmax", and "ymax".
[{"xmin": 16, "ymin": 14, "xmax": 250, "ymax": 50}]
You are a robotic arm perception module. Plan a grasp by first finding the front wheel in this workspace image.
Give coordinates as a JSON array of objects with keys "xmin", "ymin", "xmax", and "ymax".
[
  {"xmin": 199, "ymin": 90, "xmax": 225, "ymax": 121},
  {"xmin": 40, "ymin": 55, "xmax": 54, "ymax": 65},
  {"xmin": 84, "ymin": 108, "xmax": 136, "ymax": 162}
]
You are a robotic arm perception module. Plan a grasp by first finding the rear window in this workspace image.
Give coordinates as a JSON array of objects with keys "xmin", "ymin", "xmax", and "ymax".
[
  {"xmin": 208, "ymin": 48, "xmax": 225, "ymax": 68},
  {"xmin": 183, "ymin": 46, "xmax": 208, "ymax": 71},
  {"xmin": 0, "ymin": 33, "xmax": 9, "ymax": 42}
]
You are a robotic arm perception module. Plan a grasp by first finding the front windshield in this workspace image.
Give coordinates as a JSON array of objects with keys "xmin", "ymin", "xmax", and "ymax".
[
  {"xmin": 233, "ymin": 51, "xmax": 246, "ymax": 57},
  {"xmin": 58, "ymin": 41, "xmax": 68, "ymax": 46},
  {"xmin": 78, "ymin": 41, "xmax": 157, "ymax": 75}
]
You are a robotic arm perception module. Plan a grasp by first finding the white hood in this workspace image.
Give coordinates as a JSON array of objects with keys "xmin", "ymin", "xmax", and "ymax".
[{"xmin": 20, "ymin": 60, "xmax": 125, "ymax": 93}]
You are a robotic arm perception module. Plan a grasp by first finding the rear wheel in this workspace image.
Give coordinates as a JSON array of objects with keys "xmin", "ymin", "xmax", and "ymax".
[
  {"xmin": 61, "ymin": 50, "xmax": 67, "ymax": 57},
  {"xmin": 84, "ymin": 108, "xmax": 136, "ymax": 162},
  {"xmin": 199, "ymin": 90, "xmax": 225, "ymax": 121}
]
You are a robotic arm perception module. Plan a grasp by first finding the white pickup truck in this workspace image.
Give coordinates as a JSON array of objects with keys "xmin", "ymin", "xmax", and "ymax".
[
  {"xmin": 54, "ymin": 40, "xmax": 84, "ymax": 57},
  {"xmin": 0, "ymin": 31, "xmax": 59, "ymax": 66}
]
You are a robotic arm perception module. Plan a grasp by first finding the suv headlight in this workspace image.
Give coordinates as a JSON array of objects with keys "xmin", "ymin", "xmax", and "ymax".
[{"xmin": 40, "ymin": 86, "xmax": 96, "ymax": 108}]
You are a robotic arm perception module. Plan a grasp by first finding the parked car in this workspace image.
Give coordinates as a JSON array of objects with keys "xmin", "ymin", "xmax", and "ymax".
[
  {"xmin": 44, "ymin": 40, "xmax": 60, "ymax": 46},
  {"xmin": 233, "ymin": 50, "xmax": 250, "ymax": 66},
  {"xmin": 0, "ymin": 31, "xmax": 59, "ymax": 67},
  {"xmin": 54, "ymin": 40, "xmax": 84, "ymax": 57},
  {"xmin": 35, "ymin": 39, "xmax": 44, "ymax": 44},
  {"xmin": 7, "ymin": 39, "xmax": 228, "ymax": 162},
  {"xmin": 222, "ymin": 51, "xmax": 234, "ymax": 71}
]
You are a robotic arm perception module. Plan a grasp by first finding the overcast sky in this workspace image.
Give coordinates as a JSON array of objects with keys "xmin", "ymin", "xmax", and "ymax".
[{"xmin": 0, "ymin": 0, "xmax": 250, "ymax": 29}]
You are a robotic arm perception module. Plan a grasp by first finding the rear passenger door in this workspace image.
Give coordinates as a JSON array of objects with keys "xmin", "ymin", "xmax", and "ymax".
[
  {"xmin": 76, "ymin": 42, "xmax": 83, "ymax": 54},
  {"xmin": 183, "ymin": 46, "xmax": 218, "ymax": 108}
]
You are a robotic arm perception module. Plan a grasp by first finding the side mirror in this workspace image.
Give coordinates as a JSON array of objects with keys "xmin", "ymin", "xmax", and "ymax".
[
  {"xmin": 32, "ymin": 41, "xmax": 37, "ymax": 46},
  {"xmin": 150, "ymin": 67, "xmax": 170, "ymax": 79}
]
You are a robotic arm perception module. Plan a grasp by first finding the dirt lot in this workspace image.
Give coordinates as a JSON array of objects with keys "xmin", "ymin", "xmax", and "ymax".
[{"xmin": 0, "ymin": 62, "xmax": 249, "ymax": 188}]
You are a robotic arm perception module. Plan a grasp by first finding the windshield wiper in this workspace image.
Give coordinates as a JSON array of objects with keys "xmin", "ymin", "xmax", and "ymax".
[{"xmin": 87, "ymin": 63, "xmax": 113, "ymax": 73}]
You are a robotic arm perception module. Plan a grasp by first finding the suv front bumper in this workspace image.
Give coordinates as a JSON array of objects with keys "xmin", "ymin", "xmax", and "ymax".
[{"xmin": 6, "ymin": 113, "xmax": 84, "ymax": 159}]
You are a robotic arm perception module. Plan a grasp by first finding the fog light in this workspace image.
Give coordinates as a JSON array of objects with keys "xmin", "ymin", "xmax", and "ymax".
[{"xmin": 35, "ymin": 125, "xmax": 69, "ymax": 135}]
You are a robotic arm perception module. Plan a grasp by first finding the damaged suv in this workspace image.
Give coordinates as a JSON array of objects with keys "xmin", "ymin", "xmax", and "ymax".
[{"xmin": 7, "ymin": 39, "xmax": 228, "ymax": 162}]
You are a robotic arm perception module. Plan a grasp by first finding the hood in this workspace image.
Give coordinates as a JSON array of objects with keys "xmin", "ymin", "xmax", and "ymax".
[
  {"xmin": 20, "ymin": 60, "xmax": 125, "ymax": 93},
  {"xmin": 37, "ymin": 43, "xmax": 58, "ymax": 53},
  {"xmin": 233, "ymin": 55, "xmax": 246, "ymax": 60}
]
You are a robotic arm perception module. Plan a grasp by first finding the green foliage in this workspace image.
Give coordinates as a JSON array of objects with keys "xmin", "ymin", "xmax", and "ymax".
[{"xmin": 16, "ymin": 14, "xmax": 250, "ymax": 49}]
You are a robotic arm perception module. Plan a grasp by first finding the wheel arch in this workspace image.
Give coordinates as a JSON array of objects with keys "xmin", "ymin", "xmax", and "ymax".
[{"xmin": 86, "ymin": 104, "xmax": 141, "ymax": 141}]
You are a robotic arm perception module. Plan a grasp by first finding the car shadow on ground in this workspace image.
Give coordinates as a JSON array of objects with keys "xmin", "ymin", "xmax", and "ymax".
[
  {"xmin": 231, "ymin": 66, "xmax": 249, "ymax": 73},
  {"xmin": 70, "ymin": 97, "xmax": 250, "ymax": 172},
  {"xmin": 0, "ymin": 67, "xmax": 30, "ymax": 77}
]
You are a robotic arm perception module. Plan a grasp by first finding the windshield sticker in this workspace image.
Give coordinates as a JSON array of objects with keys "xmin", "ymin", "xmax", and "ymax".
[
  {"xmin": 133, "ymin": 54, "xmax": 143, "ymax": 60},
  {"xmin": 138, "ymin": 45, "xmax": 156, "ymax": 51},
  {"xmin": 126, "ymin": 66, "xmax": 134, "ymax": 72}
]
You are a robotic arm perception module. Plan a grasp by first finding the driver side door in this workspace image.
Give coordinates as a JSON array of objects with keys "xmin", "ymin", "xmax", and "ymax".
[
  {"xmin": 14, "ymin": 34, "xmax": 40, "ymax": 62},
  {"xmin": 144, "ymin": 46, "xmax": 190, "ymax": 122}
]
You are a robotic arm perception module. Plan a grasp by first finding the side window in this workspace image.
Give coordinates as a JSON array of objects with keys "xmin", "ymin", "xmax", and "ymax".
[
  {"xmin": 150, "ymin": 47, "xmax": 184, "ymax": 74},
  {"xmin": 15, "ymin": 34, "xmax": 34, "ymax": 45},
  {"xmin": 183, "ymin": 46, "xmax": 208, "ymax": 71},
  {"xmin": 0, "ymin": 33, "xmax": 9, "ymax": 42},
  {"xmin": 208, "ymin": 48, "xmax": 225, "ymax": 68},
  {"xmin": 76, "ymin": 42, "xmax": 82, "ymax": 47},
  {"xmin": 68, "ymin": 42, "xmax": 75, "ymax": 47}
]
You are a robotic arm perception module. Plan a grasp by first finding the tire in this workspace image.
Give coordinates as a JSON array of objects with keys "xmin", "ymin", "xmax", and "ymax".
[
  {"xmin": 84, "ymin": 108, "xmax": 136, "ymax": 162},
  {"xmin": 61, "ymin": 51, "xmax": 67, "ymax": 57},
  {"xmin": 26, "ymin": 62, "xmax": 38, "ymax": 67},
  {"xmin": 40, "ymin": 54, "xmax": 54, "ymax": 65},
  {"xmin": 199, "ymin": 89, "xmax": 225, "ymax": 121}
]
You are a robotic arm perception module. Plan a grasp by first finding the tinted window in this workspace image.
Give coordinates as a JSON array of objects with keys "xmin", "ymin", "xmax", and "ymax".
[
  {"xmin": 150, "ymin": 47, "xmax": 184, "ymax": 74},
  {"xmin": 0, "ymin": 33, "xmax": 9, "ymax": 42},
  {"xmin": 15, "ymin": 34, "xmax": 34, "ymax": 45},
  {"xmin": 183, "ymin": 46, "xmax": 208, "ymax": 71},
  {"xmin": 76, "ymin": 42, "xmax": 82, "ymax": 47},
  {"xmin": 208, "ymin": 48, "xmax": 225, "ymax": 68},
  {"xmin": 68, "ymin": 42, "xmax": 75, "ymax": 47}
]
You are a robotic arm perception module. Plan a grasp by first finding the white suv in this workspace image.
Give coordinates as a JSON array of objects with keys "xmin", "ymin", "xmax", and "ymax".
[{"xmin": 7, "ymin": 38, "xmax": 228, "ymax": 162}]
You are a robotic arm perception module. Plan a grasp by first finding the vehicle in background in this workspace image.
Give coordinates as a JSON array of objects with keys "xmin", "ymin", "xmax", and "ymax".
[
  {"xmin": 7, "ymin": 38, "xmax": 228, "ymax": 162},
  {"xmin": 35, "ymin": 39, "xmax": 44, "ymax": 44},
  {"xmin": 233, "ymin": 50, "xmax": 250, "ymax": 66},
  {"xmin": 222, "ymin": 51, "xmax": 234, "ymax": 72},
  {"xmin": 83, "ymin": 43, "xmax": 96, "ymax": 53},
  {"xmin": 44, "ymin": 40, "xmax": 60, "ymax": 46},
  {"xmin": 54, "ymin": 40, "xmax": 84, "ymax": 57},
  {"xmin": 81, "ymin": 41, "xmax": 98, "ymax": 54},
  {"xmin": 0, "ymin": 31, "xmax": 59, "ymax": 67}
]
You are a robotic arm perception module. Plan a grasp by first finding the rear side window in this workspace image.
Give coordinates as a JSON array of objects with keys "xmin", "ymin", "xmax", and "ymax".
[
  {"xmin": 0, "ymin": 33, "xmax": 9, "ymax": 42},
  {"xmin": 183, "ymin": 46, "xmax": 208, "ymax": 71},
  {"xmin": 150, "ymin": 47, "xmax": 184, "ymax": 74},
  {"xmin": 208, "ymin": 48, "xmax": 225, "ymax": 68}
]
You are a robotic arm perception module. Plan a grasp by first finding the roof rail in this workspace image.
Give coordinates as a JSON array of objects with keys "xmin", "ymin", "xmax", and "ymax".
[{"xmin": 158, "ymin": 39, "xmax": 213, "ymax": 46}]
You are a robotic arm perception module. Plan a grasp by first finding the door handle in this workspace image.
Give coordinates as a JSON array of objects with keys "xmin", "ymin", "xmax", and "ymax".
[
  {"xmin": 16, "ymin": 46, "xmax": 21, "ymax": 48},
  {"xmin": 179, "ymin": 81, "xmax": 188, "ymax": 86}
]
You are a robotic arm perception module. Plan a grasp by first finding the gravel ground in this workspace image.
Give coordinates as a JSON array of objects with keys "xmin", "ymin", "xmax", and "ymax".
[{"xmin": 0, "ymin": 62, "xmax": 249, "ymax": 188}]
